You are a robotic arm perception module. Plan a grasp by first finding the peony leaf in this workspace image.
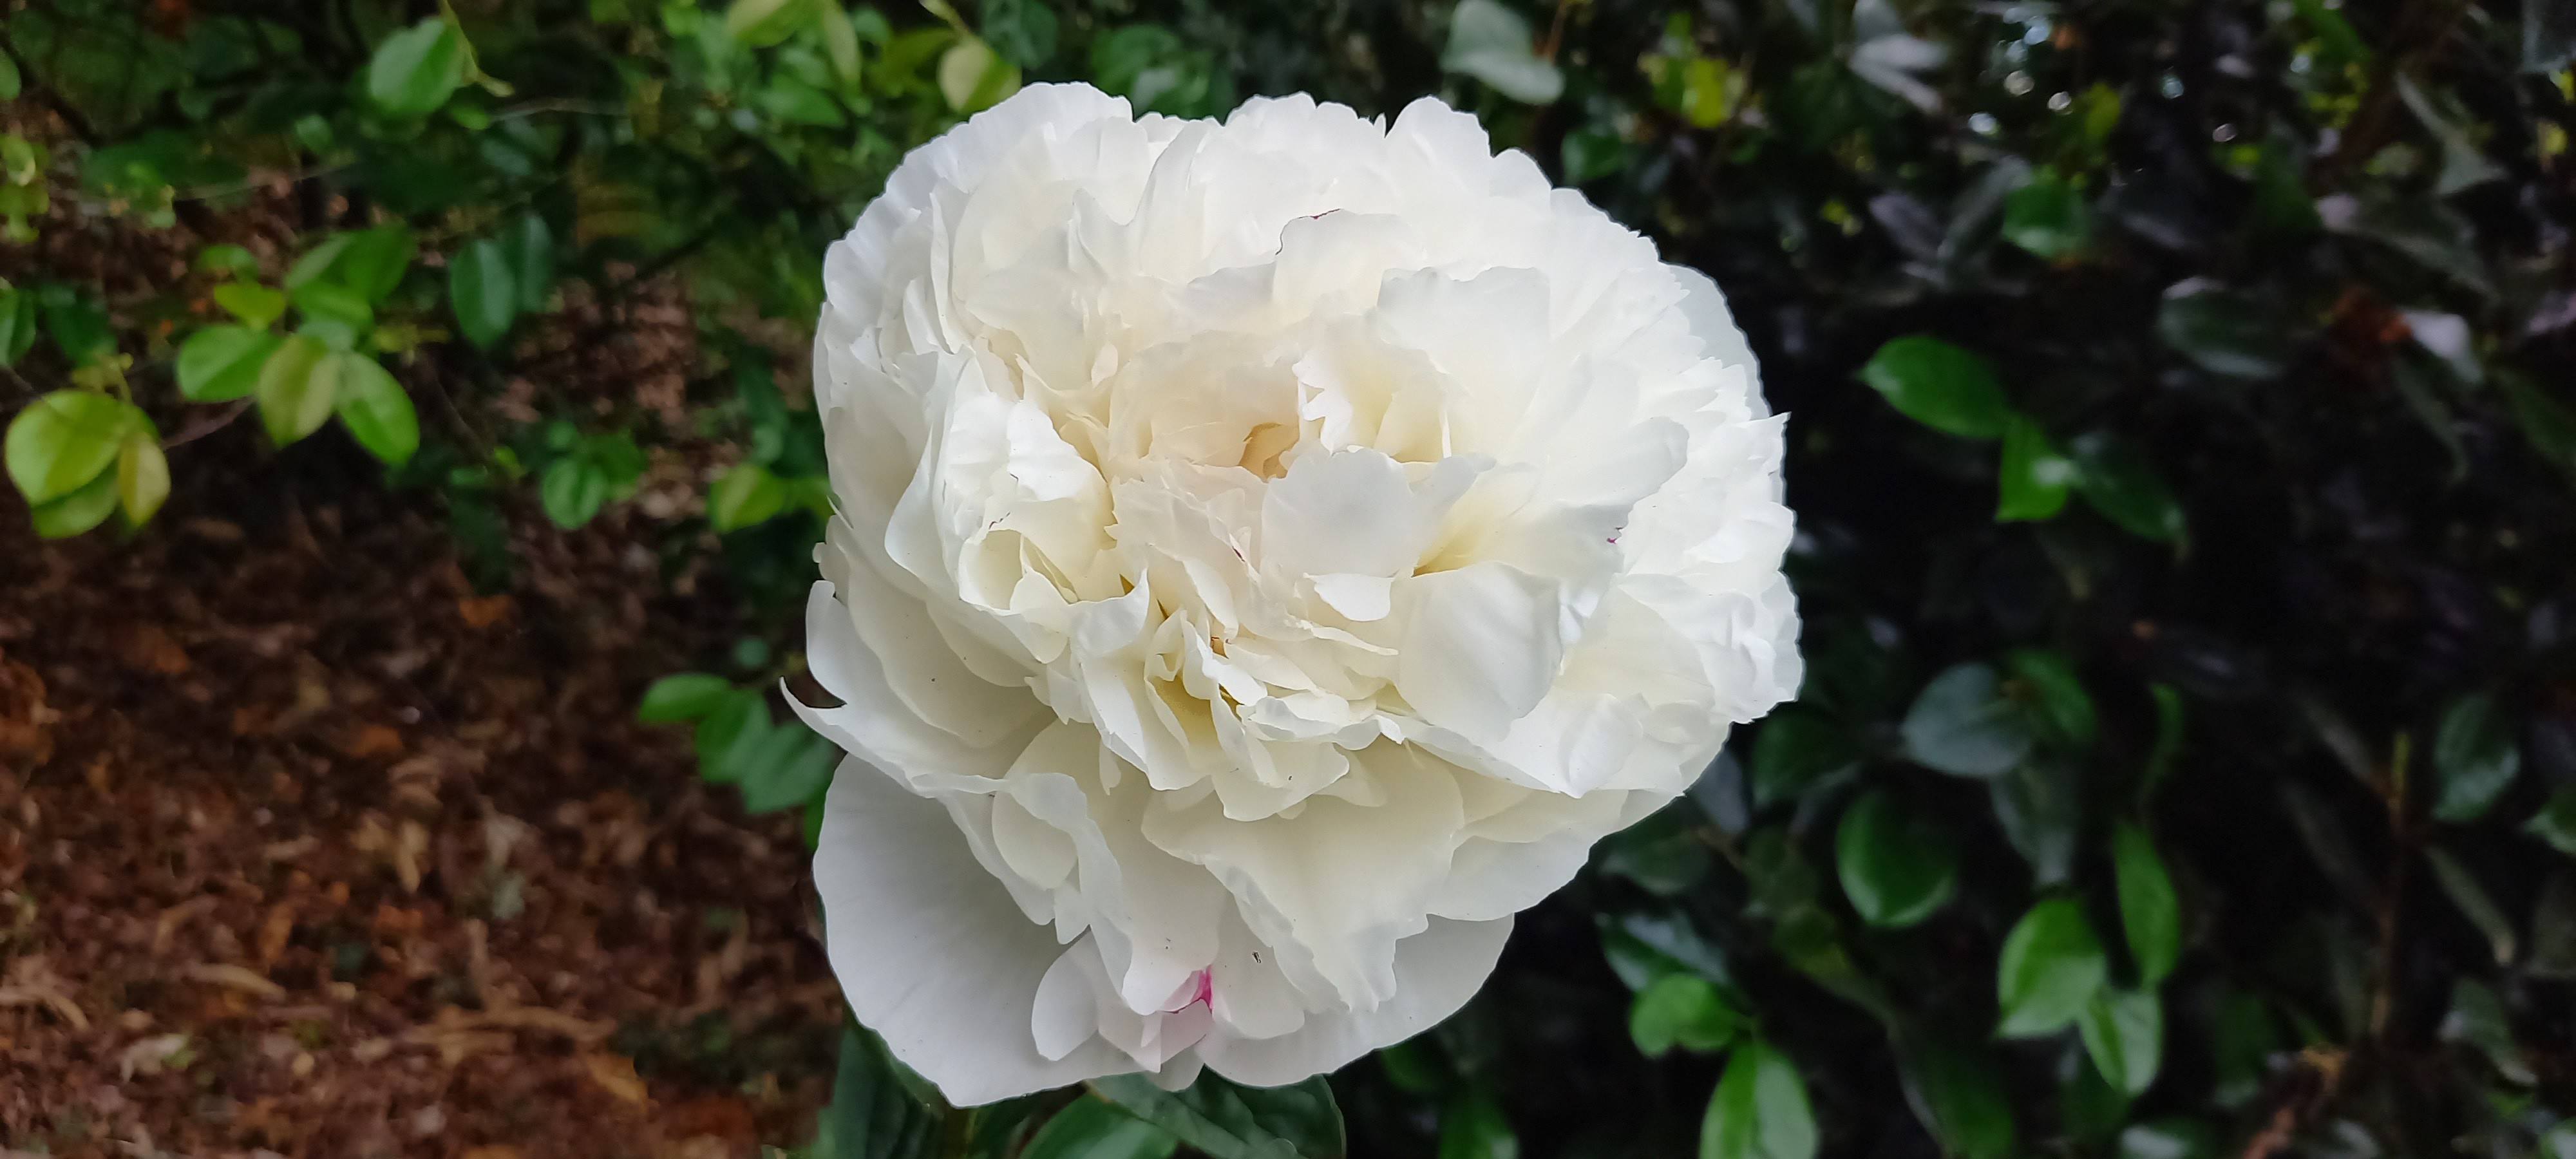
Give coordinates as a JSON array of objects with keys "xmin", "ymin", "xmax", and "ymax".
[
  {"xmin": 1996, "ymin": 897, "xmax": 2107, "ymax": 1037},
  {"xmin": 2078, "ymin": 988, "xmax": 2164, "ymax": 1097},
  {"xmin": 1835, "ymin": 789, "xmax": 1958, "ymax": 927},
  {"xmin": 811, "ymin": 1024, "xmax": 942, "ymax": 1159},
  {"xmin": 1858, "ymin": 336, "xmax": 2012, "ymax": 440},
  {"xmin": 1902, "ymin": 663, "xmax": 2033, "ymax": 777},
  {"xmin": 1090, "ymin": 1071, "xmax": 1344, "ymax": 1159},
  {"xmin": 1023, "ymin": 1096, "xmax": 1180, "ymax": 1159},
  {"xmin": 1700, "ymin": 1039, "xmax": 1817, "ymax": 1159}
]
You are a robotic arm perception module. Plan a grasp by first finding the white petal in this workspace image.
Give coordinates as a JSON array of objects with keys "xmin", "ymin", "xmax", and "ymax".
[
  {"xmin": 1394, "ymin": 563, "xmax": 1566, "ymax": 739},
  {"xmin": 815, "ymin": 759, "xmax": 1139, "ymax": 1105},
  {"xmin": 1197, "ymin": 917, "xmax": 1511, "ymax": 1087}
]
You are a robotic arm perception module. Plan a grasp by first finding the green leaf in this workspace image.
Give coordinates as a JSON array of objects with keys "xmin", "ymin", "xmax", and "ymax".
[
  {"xmin": 1834, "ymin": 789, "xmax": 1959, "ymax": 928},
  {"xmin": 726, "ymin": 0, "xmax": 817, "ymax": 46},
  {"xmin": 540, "ymin": 457, "xmax": 610, "ymax": 527},
  {"xmin": 2005, "ymin": 649, "xmax": 2096, "ymax": 750},
  {"xmin": 2002, "ymin": 169, "xmax": 2092, "ymax": 259},
  {"xmin": 1858, "ymin": 336, "xmax": 2013, "ymax": 440},
  {"xmin": 1902, "ymin": 663, "xmax": 2034, "ymax": 777},
  {"xmin": 1629, "ymin": 973, "xmax": 1743, "ymax": 1056},
  {"xmin": 692, "ymin": 691, "xmax": 770, "ymax": 785},
  {"xmin": 2116, "ymin": 1119, "xmax": 2215, "ymax": 1159},
  {"xmin": 1996, "ymin": 897, "xmax": 2107, "ymax": 1037},
  {"xmin": 114, "ymin": 429, "xmax": 169, "ymax": 525},
  {"xmin": 211, "ymin": 282, "xmax": 287, "ymax": 330},
  {"xmin": 2526, "ymin": 788, "xmax": 2576, "ymax": 856},
  {"xmin": 1894, "ymin": 1030, "xmax": 2016, "ymax": 1159},
  {"xmin": 29, "ymin": 468, "xmax": 118, "ymax": 538},
  {"xmin": 2141, "ymin": 684, "xmax": 2188, "ymax": 799},
  {"xmin": 740, "ymin": 726, "xmax": 839, "ymax": 813},
  {"xmin": 639, "ymin": 673, "xmax": 735, "ymax": 723},
  {"xmin": 710, "ymin": 462, "xmax": 789, "ymax": 531},
  {"xmin": 366, "ymin": 18, "xmax": 468, "ymax": 117},
  {"xmin": 1996, "ymin": 415, "xmax": 2074, "ymax": 520},
  {"xmin": 194, "ymin": 243, "xmax": 258, "ymax": 278},
  {"xmin": 2208, "ymin": 989, "xmax": 2282, "ymax": 1108},
  {"xmin": 291, "ymin": 280, "xmax": 374, "ymax": 346},
  {"xmin": 332, "ymin": 353, "xmax": 419, "ymax": 466},
  {"xmin": 1751, "ymin": 707, "xmax": 1861, "ymax": 806},
  {"xmin": 1991, "ymin": 760, "xmax": 2083, "ymax": 887},
  {"xmin": 2112, "ymin": 823, "xmax": 2181, "ymax": 985},
  {"xmin": 2069, "ymin": 432, "xmax": 2186, "ymax": 542},
  {"xmin": 448, "ymin": 237, "xmax": 520, "ymax": 350},
  {"xmin": 2433, "ymin": 693, "xmax": 2521, "ymax": 822},
  {"xmin": 499, "ymin": 214, "xmax": 554, "ymax": 315},
  {"xmin": 2155, "ymin": 288, "xmax": 2287, "ymax": 380},
  {"xmin": 2426, "ymin": 845, "xmax": 2517, "ymax": 965},
  {"xmin": 980, "ymin": 0, "xmax": 1061, "ymax": 69},
  {"xmin": 1437, "ymin": 1090, "xmax": 1518, "ymax": 1159},
  {"xmin": 819, "ymin": 3, "xmax": 866, "ymax": 85},
  {"xmin": 0, "ymin": 289, "xmax": 36, "ymax": 366},
  {"xmin": 7, "ymin": 390, "xmax": 138, "ymax": 504},
  {"xmin": 0, "ymin": 51, "xmax": 17, "ymax": 102},
  {"xmin": 811, "ymin": 1024, "xmax": 940, "ymax": 1159},
  {"xmin": 2078, "ymin": 987, "xmax": 2164, "ymax": 1096},
  {"xmin": 256, "ymin": 334, "xmax": 340, "ymax": 446},
  {"xmin": 43, "ymin": 296, "xmax": 114, "ymax": 366},
  {"xmin": 2439, "ymin": 977, "xmax": 2535, "ymax": 1084},
  {"xmin": 1699, "ymin": 1039, "xmax": 1817, "ymax": 1159},
  {"xmin": 1442, "ymin": 0, "xmax": 1564, "ymax": 104},
  {"xmin": 332, "ymin": 225, "xmax": 419, "ymax": 304},
  {"xmin": 1090, "ymin": 1072, "xmax": 1344, "ymax": 1159},
  {"xmin": 176, "ymin": 325, "xmax": 279, "ymax": 402},
  {"xmin": 937, "ymin": 36, "xmax": 1021, "ymax": 113},
  {"xmin": 1023, "ymin": 1097, "xmax": 1180, "ymax": 1159},
  {"xmin": 284, "ymin": 235, "xmax": 355, "ymax": 290}
]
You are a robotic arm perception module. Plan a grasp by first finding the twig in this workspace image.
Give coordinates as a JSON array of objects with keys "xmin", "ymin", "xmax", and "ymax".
[{"xmin": 161, "ymin": 400, "xmax": 253, "ymax": 449}]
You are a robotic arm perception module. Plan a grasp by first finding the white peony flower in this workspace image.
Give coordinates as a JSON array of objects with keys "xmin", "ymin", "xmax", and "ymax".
[{"xmin": 798, "ymin": 82, "xmax": 1799, "ymax": 1106}]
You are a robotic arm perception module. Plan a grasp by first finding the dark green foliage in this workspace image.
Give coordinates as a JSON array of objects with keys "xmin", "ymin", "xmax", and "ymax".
[{"xmin": 7, "ymin": 0, "xmax": 2576, "ymax": 1155}]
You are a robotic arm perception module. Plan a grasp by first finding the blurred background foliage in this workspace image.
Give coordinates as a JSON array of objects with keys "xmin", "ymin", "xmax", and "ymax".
[{"xmin": 5, "ymin": 0, "xmax": 2576, "ymax": 1155}]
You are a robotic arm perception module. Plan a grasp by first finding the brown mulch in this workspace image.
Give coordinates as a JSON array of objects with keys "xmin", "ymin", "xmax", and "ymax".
[{"xmin": 0, "ymin": 455, "xmax": 841, "ymax": 1158}]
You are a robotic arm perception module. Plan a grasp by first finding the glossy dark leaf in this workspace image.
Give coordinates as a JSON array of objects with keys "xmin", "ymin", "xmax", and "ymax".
[
  {"xmin": 1858, "ymin": 336, "xmax": 2013, "ymax": 440},
  {"xmin": 813, "ymin": 1024, "xmax": 940, "ymax": 1159},
  {"xmin": 1996, "ymin": 415, "xmax": 2074, "ymax": 521},
  {"xmin": 2433, "ymin": 693, "xmax": 2521, "ymax": 822},
  {"xmin": 1902, "ymin": 663, "xmax": 2033, "ymax": 777},
  {"xmin": 1997, "ymin": 897, "xmax": 2107, "ymax": 1037},
  {"xmin": 1630, "ymin": 972, "xmax": 1743, "ymax": 1056},
  {"xmin": 2112, "ymin": 823, "xmax": 2181, "ymax": 984},
  {"xmin": 1699, "ymin": 1039, "xmax": 1816, "ymax": 1159},
  {"xmin": 2069, "ymin": 432, "xmax": 2186, "ymax": 543},
  {"xmin": 1895, "ymin": 1030, "xmax": 2016, "ymax": 1159},
  {"xmin": 1750, "ymin": 707, "xmax": 1860, "ymax": 806},
  {"xmin": 1024, "ymin": 1097, "xmax": 1180, "ymax": 1159},
  {"xmin": 2078, "ymin": 987, "xmax": 2163, "ymax": 1096},
  {"xmin": 1834, "ymin": 789, "xmax": 1959, "ymax": 927},
  {"xmin": 1090, "ymin": 1072, "xmax": 1343, "ymax": 1159},
  {"xmin": 1436, "ymin": 1090, "xmax": 1519, "ymax": 1159},
  {"xmin": 2156, "ymin": 287, "xmax": 2288, "ymax": 379},
  {"xmin": 2005, "ymin": 649, "xmax": 2096, "ymax": 750},
  {"xmin": 449, "ymin": 236, "xmax": 519, "ymax": 350}
]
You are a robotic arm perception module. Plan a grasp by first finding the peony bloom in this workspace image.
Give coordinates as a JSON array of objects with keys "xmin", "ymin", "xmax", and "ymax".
[{"xmin": 798, "ymin": 82, "xmax": 1799, "ymax": 1105}]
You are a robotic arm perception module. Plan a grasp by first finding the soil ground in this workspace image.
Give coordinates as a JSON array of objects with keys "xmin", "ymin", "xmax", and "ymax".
[{"xmin": 0, "ymin": 435, "xmax": 841, "ymax": 1158}]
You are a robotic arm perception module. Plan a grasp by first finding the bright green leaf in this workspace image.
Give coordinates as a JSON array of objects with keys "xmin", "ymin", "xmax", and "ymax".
[
  {"xmin": 2003, "ymin": 169, "xmax": 2092, "ymax": 259},
  {"xmin": 332, "ymin": 225, "xmax": 419, "ymax": 304},
  {"xmin": 938, "ymin": 36, "xmax": 1021, "ymax": 112},
  {"xmin": 710, "ymin": 462, "xmax": 789, "ymax": 531},
  {"xmin": 366, "ymin": 18, "xmax": 468, "ymax": 117},
  {"xmin": 211, "ymin": 282, "xmax": 287, "ymax": 330},
  {"xmin": 2069, "ymin": 432, "xmax": 2186, "ymax": 542},
  {"xmin": 1859, "ymin": 336, "xmax": 2014, "ymax": 440},
  {"xmin": 29, "ymin": 468, "xmax": 118, "ymax": 538},
  {"xmin": 2079, "ymin": 987, "xmax": 2164, "ymax": 1096},
  {"xmin": 1835, "ymin": 789, "xmax": 1959, "ymax": 927},
  {"xmin": 726, "ymin": 0, "xmax": 817, "ymax": 46},
  {"xmin": 1443, "ymin": 0, "xmax": 1565, "ymax": 104},
  {"xmin": 448, "ymin": 237, "xmax": 519, "ymax": 350},
  {"xmin": 1902, "ymin": 663, "xmax": 2034, "ymax": 777},
  {"xmin": 692, "ymin": 691, "xmax": 770, "ymax": 785},
  {"xmin": 114, "ymin": 429, "xmax": 169, "ymax": 525},
  {"xmin": 541, "ymin": 457, "xmax": 610, "ymax": 527},
  {"xmin": 1997, "ymin": 415, "xmax": 2074, "ymax": 520},
  {"xmin": 2433, "ymin": 693, "xmax": 2521, "ymax": 822},
  {"xmin": 2112, "ymin": 823, "xmax": 2181, "ymax": 985},
  {"xmin": 1090, "ymin": 1072, "xmax": 1344, "ymax": 1159},
  {"xmin": 0, "ymin": 289, "xmax": 35, "ymax": 366},
  {"xmin": 639, "ymin": 674, "xmax": 735, "ymax": 724},
  {"xmin": 1630, "ymin": 973, "xmax": 1743, "ymax": 1056},
  {"xmin": 6, "ymin": 390, "xmax": 137, "ymax": 504},
  {"xmin": 1997, "ymin": 896, "xmax": 2107, "ymax": 1037},
  {"xmin": 1700, "ymin": 1039, "xmax": 1817, "ymax": 1159},
  {"xmin": 176, "ymin": 325, "xmax": 279, "ymax": 401},
  {"xmin": 740, "ymin": 725, "xmax": 839, "ymax": 812},
  {"xmin": 332, "ymin": 353, "xmax": 419, "ymax": 466},
  {"xmin": 255, "ymin": 334, "xmax": 341, "ymax": 446},
  {"xmin": 499, "ymin": 214, "xmax": 554, "ymax": 315},
  {"xmin": 1023, "ymin": 1096, "xmax": 1180, "ymax": 1159}
]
